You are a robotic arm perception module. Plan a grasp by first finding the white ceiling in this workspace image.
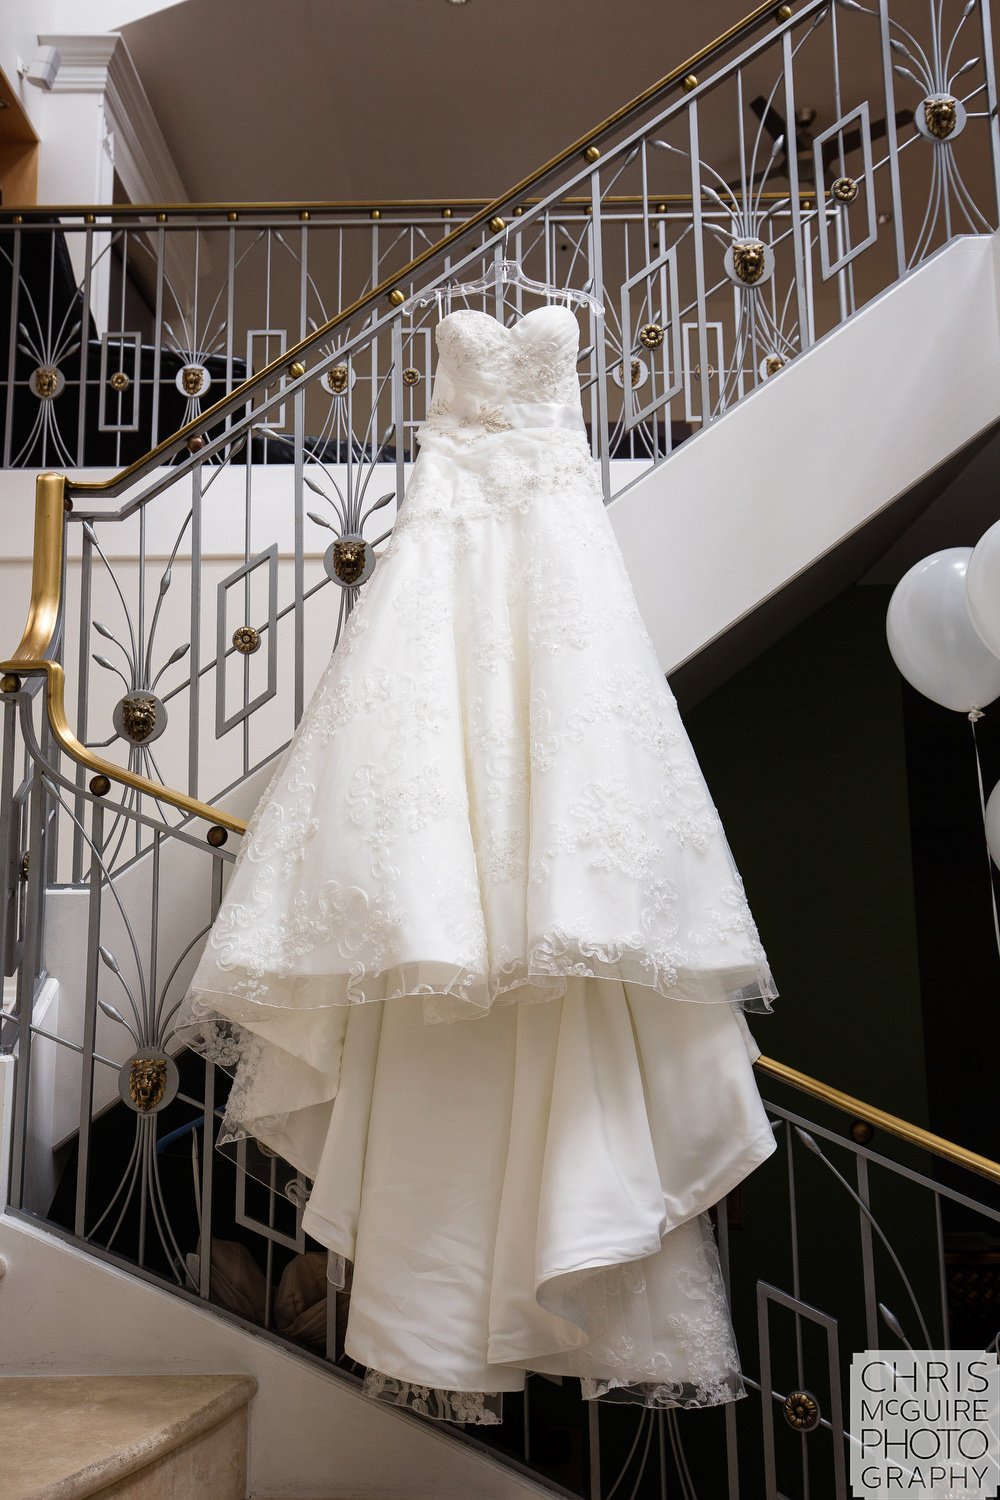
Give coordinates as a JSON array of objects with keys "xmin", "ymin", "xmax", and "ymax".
[{"xmin": 119, "ymin": 0, "xmax": 778, "ymax": 203}]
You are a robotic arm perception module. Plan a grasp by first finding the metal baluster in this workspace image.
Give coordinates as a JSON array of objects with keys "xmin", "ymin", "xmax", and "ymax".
[
  {"xmin": 75, "ymin": 223, "xmax": 95, "ymax": 467},
  {"xmin": 856, "ymin": 1155, "xmax": 880, "ymax": 1348},
  {"xmin": 74, "ymin": 793, "xmax": 105, "ymax": 1236},
  {"xmin": 589, "ymin": 171, "xmax": 611, "ymax": 501}
]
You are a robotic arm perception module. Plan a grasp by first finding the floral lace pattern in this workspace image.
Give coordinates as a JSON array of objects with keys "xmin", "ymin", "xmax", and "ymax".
[
  {"xmin": 173, "ymin": 304, "xmax": 777, "ymax": 1427},
  {"xmin": 354, "ymin": 1215, "xmax": 746, "ymax": 1424},
  {"xmin": 363, "ymin": 1370, "xmax": 503, "ymax": 1425},
  {"xmin": 177, "ymin": 306, "xmax": 774, "ymax": 1063}
]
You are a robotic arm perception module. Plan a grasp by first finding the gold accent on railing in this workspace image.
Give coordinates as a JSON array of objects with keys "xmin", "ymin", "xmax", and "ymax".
[
  {"xmin": 488, "ymin": 215, "xmax": 506, "ymax": 233},
  {"xmin": 5, "ymin": 491, "xmax": 999, "ymax": 1183},
  {"xmin": 0, "ymin": 191, "xmax": 810, "ymax": 217},
  {"xmin": 0, "ymin": 474, "xmax": 246, "ymax": 835},
  {"xmin": 58, "ymin": 0, "xmax": 797, "ymax": 500},
  {"xmin": 583, "ymin": 145, "xmax": 601, "ymax": 164},
  {"xmin": 754, "ymin": 1055, "xmax": 1000, "ymax": 1187},
  {"xmin": 288, "ymin": 360, "xmax": 306, "ymax": 380}
]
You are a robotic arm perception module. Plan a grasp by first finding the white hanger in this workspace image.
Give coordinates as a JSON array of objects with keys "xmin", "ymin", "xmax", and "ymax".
[{"xmin": 401, "ymin": 227, "xmax": 604, "ymax": 316}]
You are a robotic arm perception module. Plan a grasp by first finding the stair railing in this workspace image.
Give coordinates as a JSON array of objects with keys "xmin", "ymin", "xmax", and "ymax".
[{"xmin": 2, "ymin": 6, "xmax": 1000, "ymax": 1489}]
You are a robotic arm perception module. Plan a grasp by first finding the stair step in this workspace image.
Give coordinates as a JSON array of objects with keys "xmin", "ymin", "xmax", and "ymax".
[{"xmin": 0, "ymin": 1373, "xmax": 257, "ymax": 1499}]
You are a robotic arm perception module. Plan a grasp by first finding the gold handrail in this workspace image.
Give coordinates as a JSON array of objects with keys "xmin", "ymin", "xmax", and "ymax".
[
  {"xmin": 6, "ymin": 0, "xmax": 995, "ymax": 1199},
  {"xmin": 754, "ymin": 1055, "xmax": 1000, "ymax": 1187},
  {"xmin": 1, "ymin": 190, "xmax": 813, "ymax": 218},
  {"xmin": 0, "ymin": 474, "xmax": 245, "ymax": 834},
  {"xmin": 63, "ymin": 0, "xmax": 792, "ymax": 499},
  {"xmin": 2, "ymin": 484, "xmax": 997, "ymax": 1186}
]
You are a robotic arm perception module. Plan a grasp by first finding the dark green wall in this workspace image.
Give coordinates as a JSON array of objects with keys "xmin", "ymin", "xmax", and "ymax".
[{"xmin": 683, "ymin": 583, "xmax": 929, "ymax": 1126}]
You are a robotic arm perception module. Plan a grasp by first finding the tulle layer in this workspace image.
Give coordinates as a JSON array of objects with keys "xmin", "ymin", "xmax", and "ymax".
[{"xmin": 180, "ymin": 933, "xmax": 774, "ymax": 1041}]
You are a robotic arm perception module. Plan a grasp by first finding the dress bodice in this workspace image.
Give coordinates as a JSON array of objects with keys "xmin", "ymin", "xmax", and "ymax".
[{"xmin": 419, "ymin": 305, "xmax": 584, "ymax": 445}]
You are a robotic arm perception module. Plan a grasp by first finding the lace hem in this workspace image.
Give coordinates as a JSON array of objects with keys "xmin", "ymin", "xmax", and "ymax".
[
  {"xmin": 581, "ymin": 1370, "xmax": 747, "ymax": 1409},
  {"xmin": 359, "ymin": 1369, "xmax": 745, "ymax": 1425},
  {"xmin": 362, "ymin": 1369, "xmax": 504, "ymax": 1425},
  {"xmin": 180, "ymin": 937, "xmax": 775, "ymax": 1041}
]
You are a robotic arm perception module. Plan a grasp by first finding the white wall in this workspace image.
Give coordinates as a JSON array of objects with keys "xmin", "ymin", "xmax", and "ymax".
[{"xmin": 610, "ymin": 232, "xmax": 1000, "ymax": 673}]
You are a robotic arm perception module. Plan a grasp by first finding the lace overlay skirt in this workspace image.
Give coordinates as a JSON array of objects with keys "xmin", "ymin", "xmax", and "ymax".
[{"xmin": 176, "ymin": 420, "xmax": 777, "ymax": 1420}]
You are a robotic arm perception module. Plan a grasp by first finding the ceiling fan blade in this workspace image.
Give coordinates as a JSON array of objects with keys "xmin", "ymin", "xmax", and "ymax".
[
  {"xmin": 821, "ymin": 108, "xmax": 913, "ymax": 165},
  {"xmin": 750, "ymin": 93, "xmax": 789, "ymax": 146}
]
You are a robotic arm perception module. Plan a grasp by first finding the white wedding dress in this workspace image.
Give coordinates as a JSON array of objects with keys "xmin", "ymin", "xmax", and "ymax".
[{"xmin": 178, "ymin": 303, "xmax": 778, "ymax": 1423}]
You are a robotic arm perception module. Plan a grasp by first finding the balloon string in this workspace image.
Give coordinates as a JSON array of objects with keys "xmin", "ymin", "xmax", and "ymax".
[{"xmin": 969, "ymin": 712, "xmax": 1000, "ymax": 965}]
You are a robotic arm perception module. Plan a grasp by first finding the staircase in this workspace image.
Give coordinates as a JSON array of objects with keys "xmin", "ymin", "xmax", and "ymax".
[
  {"xmin": 3, "ymin": 1, "xmax": 1000, "ymax": 1497},
  {"xmin": 3, "ymin": 1375, "xmax": 256, "ymax": 1500}
]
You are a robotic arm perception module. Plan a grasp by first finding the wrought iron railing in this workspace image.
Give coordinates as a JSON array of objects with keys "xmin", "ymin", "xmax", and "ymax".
[{"xmin": 2, "ymin": 1, "xmax": 1000, "ymax": 1495}]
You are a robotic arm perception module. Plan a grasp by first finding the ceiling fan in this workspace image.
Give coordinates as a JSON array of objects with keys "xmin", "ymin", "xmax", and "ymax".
[{"xmin": 743, "ymin": 94, "xmax": 911, "ymax": 188}]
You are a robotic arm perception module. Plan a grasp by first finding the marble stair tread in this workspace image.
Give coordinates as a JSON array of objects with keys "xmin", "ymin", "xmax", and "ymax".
[{"xmin": 0, "ymin": 1373, "xmax": 257, "ymax": 1500}]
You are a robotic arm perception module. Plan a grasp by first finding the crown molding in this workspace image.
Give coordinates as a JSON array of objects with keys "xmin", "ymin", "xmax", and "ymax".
[{"xmin": 37, "ymin": 31, "xmax": 188, "ymax": 205}]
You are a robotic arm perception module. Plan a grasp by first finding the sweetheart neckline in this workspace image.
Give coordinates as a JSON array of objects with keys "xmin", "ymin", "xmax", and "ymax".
[{"xmin": 437, "ymin": 305, "xmax": 578, "ymax": 335}]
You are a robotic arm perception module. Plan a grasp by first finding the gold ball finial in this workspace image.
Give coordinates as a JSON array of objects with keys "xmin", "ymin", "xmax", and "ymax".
[
  {"xmin": 155, "ymin": 213, "xmax": 167, "ymax": 223},
  {"xmin": 776, "ymin": 4, "xmax": 793, "ymax": 19},
  {"xmin": 370, "ymin": 208, "xmax": 381, "ymax": 220},
  {"xmin": 682, "ymin": 73, "xmax": 698, "ymax": 92},
  {"xmin": 583, "ymin": 144, "xmax": 600, "ymax": 164},
  {"xmin": 187, "ymin": 434, "xmax": 206, "ymax": 454},
  {"xmin": 299, "ymin": 210, "xmax": 311, "ymax": 221},
  {"xmin": 288, "ymin": 360, "xmax": 306, "ymax": 380},
  {"xmin": 441, "ymin": 207, "xmax": 453, "ymax": 219},
  {"xmin": 89, "ymin": 774, "xmax": 111, "ymax": 796},
  {"xmin": 207, "ymin": 824, "xmax": 229, "ymax": 848},
  {"xmin": 227, "ymin": 211, "xmax": 238, "ymax": 222},
  {"xmin": 488, "ymin": 215, "xmax": 505, "ymax": 234},
  {"xmin": 1, "ymin": 673, "xmax": 21, "ymax": 694},
  {"xmin": 388, "ymin": 288, "xmax": 406, "ymax": 307}
]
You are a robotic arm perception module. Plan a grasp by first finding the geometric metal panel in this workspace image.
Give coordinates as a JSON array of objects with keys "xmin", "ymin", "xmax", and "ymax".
[
  {"xmin": 814, "ymin": 102, "xmax": 878, "ymax": 281},
  {"xmin": 98, "ymin": 331, "xmax": 142, "ymax": 432},
  {"xmin": 682, "ymin": 320, "xmax": 724, "ymax": 424},
  {"xmin": 619, "ymin": 244, "xmax": 684, "ymax": 428},
  {"xmin": 233, "ymin": 1136, "xmax": 307, "ymax": 1256},
  {"xmin": 246, "ymin": 329, "xmax": 288, "ymax": 429},
  {"xmin": 756, "ymin": 1280, "xmax": 849, "ymax": 1499},
  {"xmin": 215, "ymin": 544, "xmax": 278, "ymax": 737}
]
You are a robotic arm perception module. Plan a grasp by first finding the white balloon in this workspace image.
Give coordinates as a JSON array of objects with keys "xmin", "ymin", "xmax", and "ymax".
[
  {"xmin": 886, "ymin": 547, "xmax": 1000, "ymax": 713},
  {"xmin": 986, "ymin": 780, "xmax": 1000, "ymax": 871},
  {"xmin": 967, "ymin": 518, "xmax": 1000, "ymax": 660}
]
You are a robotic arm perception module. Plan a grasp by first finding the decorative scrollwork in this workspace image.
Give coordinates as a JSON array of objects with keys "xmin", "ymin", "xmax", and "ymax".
[
  {"xmin": 727, "ymin": 238, "xmax": 772, "ymax": 286},
  {"xmin": 30, "ymin": 367, "xmax": 64, "ymax": 400},
  {"xmin": 232, "ymin": 624, "xmax": 261, "ymax": 655},
  {"xmin": 176, "ymin": 364, "xmax": 211, "ymax": 398},
  {"xmin": 326, "ymin": 364, "xmax": 351, "ymax": 395},
  {"xmin": 831, "ymin": 176, "xmax": 860, "ymax": 203},
  {"xmin": 612, "ymin": 357, "xmax": 648, "ymax": 390},
  {"xmin": 332, "ymin": 538, "xmax": 368, "ymax": 585},
  {"xmin": 783, "ymin": 1390, "xmax": 821, "ymax": 1431},
  {"xmin": 921, "ymin": 94, "xmax": 960, "ymax": 141},
  {"xmin": 117, "ymin": 1052, "xmax": 179, "ymax": 1115},
  {"xmin": 114, "ymin": 691, "xmax": 166, "ymax": 745}
]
